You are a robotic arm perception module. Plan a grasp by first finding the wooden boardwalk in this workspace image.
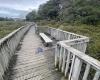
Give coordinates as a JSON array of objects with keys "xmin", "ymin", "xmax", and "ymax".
[
  {"xmin": 7, "ymin": 26, "xmax": 66, "ymax": 80},
  {"xmin": 1, "ymin": 25, "xmax": 99, "ymax": 80}
]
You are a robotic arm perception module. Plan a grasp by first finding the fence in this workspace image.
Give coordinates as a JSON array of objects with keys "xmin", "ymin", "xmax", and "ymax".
[
  {"xmin": 37, "ymin": 26, "xmax": 100, "ymax": 80},
  {"xmin": 0, "ymin": 23, "xmax": 33, "ymax": 80}
]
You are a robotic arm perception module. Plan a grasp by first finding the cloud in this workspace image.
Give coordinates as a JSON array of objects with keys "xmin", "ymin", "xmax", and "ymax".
[
  {"xmin": 0, "ymin": 7, "xmax": 29, "ymax": 18},
  {"xmin": 0, "ymin": 0, "xmax": 49, "ymax": 11},
  {"xmin": 0, "ymin": 10, "xmax": 10, "ymax": 14},
  {"xmin": 0, "ymin": 0, "xmax": 49, "ymax": 18}
]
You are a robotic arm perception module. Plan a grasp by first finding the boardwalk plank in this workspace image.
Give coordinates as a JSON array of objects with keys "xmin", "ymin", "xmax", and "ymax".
[{"xmin": 8, "ymin": 26, "xmax": 66, "ymax": 80}]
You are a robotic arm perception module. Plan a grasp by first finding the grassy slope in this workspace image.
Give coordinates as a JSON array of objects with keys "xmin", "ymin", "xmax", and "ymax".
[
  {"xmin": 37, "ymin": 20, "xmax": 100, "ymax": 60},
  {"xmin": 0, "ymin": 21, "xmax": 25, "ymax": 39}
]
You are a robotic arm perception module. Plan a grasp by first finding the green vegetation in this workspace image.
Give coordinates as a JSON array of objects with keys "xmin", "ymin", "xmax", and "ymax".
[
  {"xmin": 26, "ymin": 11, "xmax": 39, "ymax": 21},
  {"xmin": 26, "ymin": 0, "xmax": 100, "ymax": 25},
  {"xmin": 37, "ymin": 20, "xmax": 100, "ymax": 60},
  {"xmin": 0, "ymin": 21, "xmax": 25, "ymax": 39},
  {"xmin": 26, "ymin": 0, "xmax": 100, "ymax": 60}
]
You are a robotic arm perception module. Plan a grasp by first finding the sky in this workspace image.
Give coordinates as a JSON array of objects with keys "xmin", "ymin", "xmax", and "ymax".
[{"xmin": 0, "ymin": 0, "xmax": 49, "ymax": 18}]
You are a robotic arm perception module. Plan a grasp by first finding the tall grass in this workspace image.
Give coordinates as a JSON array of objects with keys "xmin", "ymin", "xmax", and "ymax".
[{"xmin": 0, "ymin": 21, "xmax": 25, "ymax": 39}]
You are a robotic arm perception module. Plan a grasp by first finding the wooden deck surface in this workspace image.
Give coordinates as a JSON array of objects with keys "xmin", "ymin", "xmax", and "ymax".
[{"xmin": 7, "ymin": 26, "xmax": 67, "ymax": 80}]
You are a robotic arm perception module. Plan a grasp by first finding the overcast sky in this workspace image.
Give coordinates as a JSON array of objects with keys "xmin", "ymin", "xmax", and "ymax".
[{"xmin": 0, "ymin": 0, "xmax": 49, "ymax": 18}]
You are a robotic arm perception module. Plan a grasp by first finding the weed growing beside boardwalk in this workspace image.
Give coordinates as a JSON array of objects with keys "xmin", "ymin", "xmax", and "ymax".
[{"xmin": 0, "ymin": 21, "xmax": 25, "ymax": 39}]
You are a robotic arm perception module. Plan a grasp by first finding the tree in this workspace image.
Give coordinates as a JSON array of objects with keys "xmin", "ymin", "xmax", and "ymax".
[
  {"xmin": 26, "ymin": 10, "xmax": 38, "ymax": 21},
  {"xmin": 26, "ymin": 0, "xmax": 100, "ymax": 25},
  {"xmin": 0, "ymin": 17, "xmax": 13, "ymax": 21},
  {"xmin": 38, "ymin": 0, "xmax": 60, "ymax": 20}
]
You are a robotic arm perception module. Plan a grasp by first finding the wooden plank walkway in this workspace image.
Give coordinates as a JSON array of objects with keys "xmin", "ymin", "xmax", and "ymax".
[{"xmin": 7, "ymin": 26, "xmax": 66, "ymax": 80}]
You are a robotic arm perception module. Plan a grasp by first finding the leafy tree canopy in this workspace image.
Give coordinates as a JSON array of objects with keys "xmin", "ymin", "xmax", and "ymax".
[{"xmin": 26, "ymin": 0, "xmax": 100, "ymax": 25}]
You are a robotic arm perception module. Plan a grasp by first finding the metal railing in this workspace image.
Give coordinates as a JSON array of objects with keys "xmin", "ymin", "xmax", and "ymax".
[
  {"xmin": 37, "ymin": 26, "xmax": 100, "ymax": 80},
  {"xmin": 0, "ymin": 23, "xmax": 33, "ymax": 80}
]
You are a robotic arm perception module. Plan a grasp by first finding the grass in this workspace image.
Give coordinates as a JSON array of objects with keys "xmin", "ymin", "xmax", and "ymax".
[
  {"xmin": 0, "ymin": 21, "xmax": 25, "ymax": 39},
  {"xmin": 37, "ymin": 20, "xmax": 100, "ymax": 60}
]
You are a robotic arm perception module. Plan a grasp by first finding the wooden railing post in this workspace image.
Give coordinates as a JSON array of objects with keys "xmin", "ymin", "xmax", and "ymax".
[
  {"xmin": 61, "ymin": 48, "xmax": 66, "ymax": 72},
  {"xmin": 71, "ymin": 57, "xmax": 82, "ymax": 80},
  {"xmin": 64, "ymin": 50, "xmax": 70, "ymax": 76},
  {"xmin": 68, "ymin": 54, "xmax": 76, "ymax": 80},
  {"xmin": 82, "ymin": 63, "xmax": 90, "ymax": 80},
  {"xmin": 59, "ymin": 46, "xmax": 63, "ymax": 69},
  {"xmin": 55, "ymin": 45, "xmax": 58, "ymax": 67}
]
